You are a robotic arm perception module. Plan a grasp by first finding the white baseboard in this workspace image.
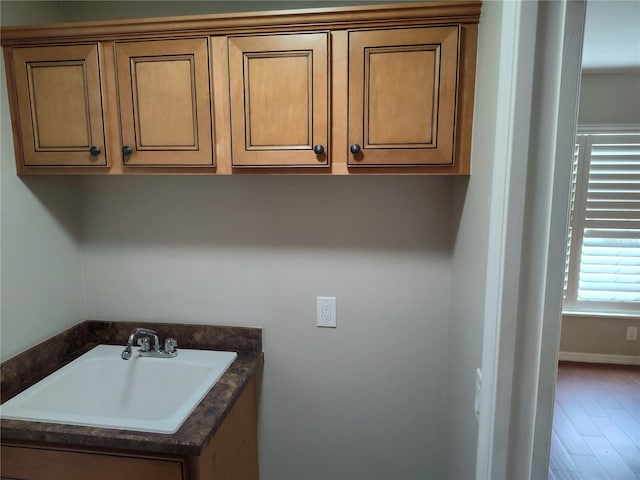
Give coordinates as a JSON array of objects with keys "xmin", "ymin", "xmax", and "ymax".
[{"xmin": 559, "ymin": 351, "xmax": 640, "ymax": 366}]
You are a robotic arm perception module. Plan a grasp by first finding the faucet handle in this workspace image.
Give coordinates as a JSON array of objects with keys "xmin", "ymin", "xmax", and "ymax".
[
  {"xmin": 137, "ymin": 337, "xmax": 151, "ymax": 352},
  {"xmin": 164, "ymin": 338, "xmax": 178, "ymax": 353}
]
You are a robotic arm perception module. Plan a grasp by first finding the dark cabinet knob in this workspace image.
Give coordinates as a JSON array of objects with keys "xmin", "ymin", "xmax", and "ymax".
[
  {"xmin": 313, "ymin": 145, "xmax": 325, "ymax": 155},
  {"xmin": 122, "ymin": 146, "xmax": 133, "ymax": 156},
  {"xmin": 350, "ymin": 144, "xmax": 361, "ymax": 155},
  {"xmin": 89, "ymin": 146, "xmax": 101, "ymax": 156}
]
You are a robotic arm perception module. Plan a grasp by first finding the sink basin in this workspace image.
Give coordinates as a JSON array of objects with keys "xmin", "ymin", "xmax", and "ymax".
[{"xmin": 0, "ymin": 345, "xmax": 237, "ymax": 434}]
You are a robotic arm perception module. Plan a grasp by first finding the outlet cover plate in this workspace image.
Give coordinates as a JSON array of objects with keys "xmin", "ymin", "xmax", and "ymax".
[{"xmin": 317, "ymin": 297, "xmax": 336, "ymax": 328}]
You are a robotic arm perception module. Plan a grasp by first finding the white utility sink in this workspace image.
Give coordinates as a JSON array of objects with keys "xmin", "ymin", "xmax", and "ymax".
[{"xmin": 0, "ymin": 345, "xmax": 237, "ymax": 434}]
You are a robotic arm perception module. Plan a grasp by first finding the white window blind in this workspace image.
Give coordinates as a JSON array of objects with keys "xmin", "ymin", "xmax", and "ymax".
[{"xmin": 563, "ymin": 130, "xmax": 640, "ymax": 315}]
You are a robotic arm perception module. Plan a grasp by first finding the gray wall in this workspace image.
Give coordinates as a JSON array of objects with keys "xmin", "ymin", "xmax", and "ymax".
[
  {"xmin": 578, "ymin": 71, "xmax": 640, "ymax": 125},
  {"xmin": 79, "ymin": 175, "xmax": 453, "ymax": 480},
  {"xmin": 561, "ymin": 314, "xmax": 640, "ymax": 357},
  {"xmin": 560, "ymin": 70, "xmax": 640, "ymax": 359},
  {"xmin": 0, "ymin": 2, "xmax": 86, "ymax": 361},
  {"xmin": 447, "ymin": 1, "xmax": 503, "ymax": 478},
  {"xmin": 58, "ymin": 0, "xmax": 393, "ymax": 22}
]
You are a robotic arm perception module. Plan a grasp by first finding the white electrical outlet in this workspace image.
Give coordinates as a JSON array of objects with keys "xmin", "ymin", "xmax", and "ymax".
[
  {"xmin": 317, "ymin": 297, "xmax": 336, "ymax": 328},
  {"xmin": 626, "ymin": 326, "xmax": 638, "ymax": 341}
]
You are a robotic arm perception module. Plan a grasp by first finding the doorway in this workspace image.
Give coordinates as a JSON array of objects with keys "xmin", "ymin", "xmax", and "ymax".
[{"xmin": 550, "ymin": 1, "xmax": 640, "ymax": 478}]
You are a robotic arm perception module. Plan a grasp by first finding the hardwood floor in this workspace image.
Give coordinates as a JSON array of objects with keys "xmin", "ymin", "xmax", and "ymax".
[{"xmin": 549, "ymin": 362, "xmax": 640, "ymax": 480}]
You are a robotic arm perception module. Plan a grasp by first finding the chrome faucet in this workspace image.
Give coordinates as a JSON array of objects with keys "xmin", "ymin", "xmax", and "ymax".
[{"xmin": 121, "ymin": 328, "xmax": 178, "ymax": 360}]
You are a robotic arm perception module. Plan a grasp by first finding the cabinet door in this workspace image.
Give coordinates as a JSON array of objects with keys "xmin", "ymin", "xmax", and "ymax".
[
  {"xmin": 348, "ymin": 27, "xmax": 459, "ymax": 166},
  {"xmin": 115, "ymin": 38, "xmax": 213, "ymax": 166},
  {"xmin": 11, "ymin": 44, "xmax": 107, "ymax": 167},
  {"xmin": 1, "ymin": 445, "xmax": 184, "ymax": 480},
  {"xmin": 228, "ymin": 33, "xmax": 329, "ymax": 167}
]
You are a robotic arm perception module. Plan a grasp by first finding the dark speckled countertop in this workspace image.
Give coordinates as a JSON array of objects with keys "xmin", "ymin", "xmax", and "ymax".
[{"xmin": 0, "ymin": 320, "xmax": 263, "ymax": 457}]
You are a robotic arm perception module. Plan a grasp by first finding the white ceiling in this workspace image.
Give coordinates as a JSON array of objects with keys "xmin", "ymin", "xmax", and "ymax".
[{"xmin": 582, "ymin": 0, "xmax": 640, "ymax": 71}]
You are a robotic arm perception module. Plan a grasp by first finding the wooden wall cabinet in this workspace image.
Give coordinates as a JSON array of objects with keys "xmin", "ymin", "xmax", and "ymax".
[{"xmin": 1, "ymin": 1, "xmax": 480, "ymax": 175}]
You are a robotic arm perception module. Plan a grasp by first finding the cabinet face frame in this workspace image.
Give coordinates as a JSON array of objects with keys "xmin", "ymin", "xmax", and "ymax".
[
  {"xmin": 347, "ymin": 26, "xmax": 460, "ymax": 167},
  {"xmin": 227, "ymin": 32, "xmax": 330, "ymax": 167},
  {"xmin": 9, "ymin": 44, "xmax": 108, "ymax": 168},
  {"xmin": 115, "ymin": 38, "xmax": 214, "ymax": 167}
]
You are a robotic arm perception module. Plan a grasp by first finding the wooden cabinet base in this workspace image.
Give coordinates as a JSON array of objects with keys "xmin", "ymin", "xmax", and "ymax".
[
  {"xmin": 188, "ymin": 376, "xmax": 259, "ymax": 480},
  {"xmin": 0, "ymin": 378, "xmax": 259, "ymax": 480},
  {"xmin": 0, "ymin": 446, "xmax": 186, "ymax": 480}
]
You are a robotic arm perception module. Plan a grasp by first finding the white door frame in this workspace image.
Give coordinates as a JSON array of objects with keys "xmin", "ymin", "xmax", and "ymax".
[{"xmin": 476, "ymin": 1, "xmax": 586, "ymax": 478}]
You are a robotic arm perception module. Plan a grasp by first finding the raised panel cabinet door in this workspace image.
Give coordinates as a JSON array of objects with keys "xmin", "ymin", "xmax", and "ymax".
[
  {"xmin": 11, "ymin": 44, "xmax": 107, "ymax": 167},
  {"xmin": 115, "ymin": 38, "xmax": 213, "ymax": 166},
  {"xmin": 348, "ymin": 27, "xmax": 459, "ymax": 166},
  {"xmin": 228, "ymin": 33, "xmax": 329, "ymax": 167}
]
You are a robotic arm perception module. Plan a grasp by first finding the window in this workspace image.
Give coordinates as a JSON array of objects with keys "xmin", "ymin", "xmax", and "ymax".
[{"xmin": 563, "ymin": 127, "xmax": 640, "ymax": 315}]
